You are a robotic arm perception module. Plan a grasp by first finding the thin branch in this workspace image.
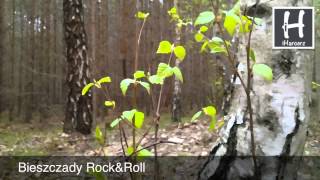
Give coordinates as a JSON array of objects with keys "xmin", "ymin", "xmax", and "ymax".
[{"xmin": 245, "ymin": 0, "xmax": 260, "ymax": 175}]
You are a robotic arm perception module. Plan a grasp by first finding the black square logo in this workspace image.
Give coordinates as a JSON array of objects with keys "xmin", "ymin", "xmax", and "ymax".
[{"xmin": 273, "ymin": 7, "xmax": 314, "ymax": 49}]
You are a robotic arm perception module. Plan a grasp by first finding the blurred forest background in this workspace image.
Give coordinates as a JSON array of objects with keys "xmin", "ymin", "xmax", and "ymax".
[
  {"xmin": 0, "ymin": 0, "xmax": 319, "ymax": 157},
  {"xmin": 0, "ymin": 0, "xmax": 232, "ymax": 124}
]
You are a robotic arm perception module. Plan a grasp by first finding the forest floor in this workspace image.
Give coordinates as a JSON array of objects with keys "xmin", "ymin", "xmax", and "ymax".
[
  {"xmin": 0, "ymin": 114, "xmax": 217, "ymax": 156},
  {"xmin": 0, "ymin": 113, "xmax": 319, "ymax": 156}
]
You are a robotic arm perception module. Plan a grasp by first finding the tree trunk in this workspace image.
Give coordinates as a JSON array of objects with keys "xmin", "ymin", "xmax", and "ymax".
[
  {"xmin": 63, "ymin": 0, "xmax": 93, "ymax": 134},
  {"xmin": 0, "ymin": 0, "xmax": 4, "ymax": 113},
  {"xmin": 171, "ymin": 0, "xmax": 182, "ymax": 122},
  {"xmin": 199, "ymin": 0, "xmax": 314, "ymax": 179},
  {"xmin": 9, "ymin": 0, "xmax": 16, "ymax": 121}
]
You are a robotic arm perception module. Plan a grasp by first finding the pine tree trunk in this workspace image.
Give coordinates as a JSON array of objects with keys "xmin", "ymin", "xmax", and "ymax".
[
  {"xmin": 63, "ymin": 0, "xmax": 93, "ymax": 134},
  {"xmin": 0, "ymin": 0, "xmax": 4, "ymax": 113},
  {"xmin": 199, "ymin": 0, "xmax": 314, "ymax": 179}
]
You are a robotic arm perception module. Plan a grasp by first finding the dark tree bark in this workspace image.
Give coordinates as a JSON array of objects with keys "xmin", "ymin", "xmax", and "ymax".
[
  {"xmin": 199, "ymin": 0, "xmax": 314, "ymax": 179},
  {"xmin": 9, "ymin": 0, "xmax": 16, "ymax": 121},
  {"xmin": 63, "ymin": 0, "xmax": 93, "ymax": 134},
  {"xmin": 0, "ymin": 0, "xmax": 4, "ymax": 113}
]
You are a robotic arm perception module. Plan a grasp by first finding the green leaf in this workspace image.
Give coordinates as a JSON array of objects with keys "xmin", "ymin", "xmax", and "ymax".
[
  {"xmin": 312, "ymin": 81, "xmax": 320, "ymax": 90},
  {"xmin": 200, "ymin": 41, "xmax": 209, "ymax": 53},
  {"xmin": 249, "ymin": 48, "xmax": 256, "ymax": 62},
  {"xmin": 110, "ymin": 118, "xmax": 122, "ymax": 128},
  {"xmin": 134, "ymin": 111, "xmax": 145, "ymax": 128},
  {"xmin": 202, "ymin": 106, "xmax": 217, "ymax": 117},
  {"xmin": 139, "ymin": 81, "xmax": 150, "ymax": 94},
  {"xmin": 224, "ymin": 12, "xmax": 241, "ymax": 36},
  {"xmin": 254, "ymin": 17, "xmax": 263, "ymax": 26},
  {"xmin": 157, "ymin": 63, "xmax": 173, "ymax": 78},
  {"xmin": 209, "ymin": 116, "xmax": 217, "ymax": 131},
  {"xmin": 120, "ymin": 79, "xmax": 135, "ymax": 95},
  {"xmin": 157, "ymin": 41, "xmax": 172, "ymax": 54},
  {"xmin": 135, "ymin": 11, "xmax": 149, "ymax": 20},
  {"xmin": 172, "ymin": 67, "xmax": 183, "ymax": 82},
  {"xmin": 195, "ymin": 11, "xmax": 215, "ymax": 26},
  {"xmin": 168, "ymin": 7, "xmax": 180, "ymax": 21},
  {"xmin": 230, "ymin": 1, "xmax": 241, "ymax": 14},
  {"xmin": 122, "ymin": 109, "xmax": 137, "ymax": 121},
  {"xmin": 210, "ymin": 46, "xmax": 226, "ymax": 54},
  {"xmin": 97, "ymin": 76, "xmax": 112, "ymax": 84},
  {"xmin": 168, "ymin": 7, "xmax": 177, "ymax": 16},
  {"xmin": 104, "ymin": 101, "xmax": 116, "ymax": 109},
  {"xmin": 239, "ymin": 16, "xmax": 253, "ymax": 33},
  {"xmin": 200, "ymin": 25, "xmax": 208, "ymax": 33},
  {"xmin": 138, "ymin": 148, "xmax": 154, "ymax": 157},
  {"xmin": 195, "ymin": 33, "xmax": 204, "ymax": 42},
  {"xmin": 148, "ymin": 75, "xmax": 164, "ymax": 85},
  {"xmin": 95, "ymin": 126, "xmax": 104, "ymax": 145},
  {"xmin": 134, "ymin": 71, "xmax": 145, "ymax": 80},
  {"xmin": 208, "ymin": 40, "xmax": 226, "ymax": 54},
  {"xmin": 217, "ymin": 120, "xmax": 225, "ymax": 129},
  {"xmin": 126, "ymin": 146, "xmax": 134, "ymax": 156},
  {"xmin": 82, "ymin": 83, "xmax": 94, "ymax": 96},
  {"xmin": 191, "ymin": 111, "xmax": 202, "ymax": 122},
  {"xmin": 173, "ymin": 46, "xmax": 186, "ymax": 61},
  {"xmin": 252, "ymin": 64, "xmax": 273, "ymax": 81},
  {"xmin": 211, "ymin": 37, "xmax": 224, "ymax": 44}
]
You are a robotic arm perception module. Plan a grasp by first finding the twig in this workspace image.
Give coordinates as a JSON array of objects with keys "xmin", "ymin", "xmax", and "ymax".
[
  {"xmin": 245, "ymin": 0, "xmax": 260, "ymax": 176},
  {"xmin": 130, "ymin": 140, "xmax": 179, "ymax": 157}
]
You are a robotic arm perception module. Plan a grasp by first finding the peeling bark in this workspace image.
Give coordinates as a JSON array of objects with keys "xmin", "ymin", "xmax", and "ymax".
[
  {"xmin": 63, "ymin": 0, "xmax": 93, "ymax": 135},
  {"xmin": 199, "ymin": 0, "xmax": 314, "ymax": 179}
]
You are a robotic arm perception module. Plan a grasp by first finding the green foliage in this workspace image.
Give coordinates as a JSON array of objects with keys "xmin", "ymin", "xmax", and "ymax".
[
  {"xmin": 82, "ymin": 83, "xmax": 94, "ymax": 95},
  {"xmin": 97, "ymin": 76, "xmax": 112, "ymax": 85},
  {"xmin": 120, "ymin": 79, "xmax": 135, "ymax": 95},
  {"xmin": 82, "ymin": 76, "xmax": 112, "ymax": 95},
  {"xmin": 157, "ymin": 63, "xmax": 173, "ymax": 78},
  {"xmin": 168, "ymin": 7, "xmax": 180, "ymax": 21},
  {"xmin": 191, "ymin": 111, "xmax": 202, "ymax": 122},
  {"xmin": 252, "ymin": 64, "xmax": 273, "ymax": 81},
  {"xmin": 95, "ymin": 126, "xmax": 104, "ymax": 146},
  {"xmin": 138, "ymin": 148, "xmax": 154, "ymax": 157},
  {"xmin": 110, "ymin": 118, "xmax": 122, "ymax": 128},
  {"xmin": 134, "ymin": 71, "xmax": 146, "ymax": 80},
  {"xmin": 208, "ymin": 38, "xmax": 226, "ymax": 54},
  {"xmin": 121, "ymin": 109, "xmax": 145, "ymax": 129},
  {"xmin": 202, "ymin": 106, "xmax": 216, "ymax": 117},
  {"xmin": 174, "ymin": 46, "xmax": 186, "ymax": 61},
  {"xmin": 172, "ymin": 67, "xmax": 183, "ymax": 82},
  {"xmin": 133, "ymin": 111, "xmax": 145, "ymax": 129},
  {"xmin": 148, "ymin": 75, "xmax": 164, "ymax": 85},
  {"xmin": 135, "ymin": 11, "xmax": 149, "ymax": 20},
  {"xmin": 157, "ymin": 41, "xmax": 172, "ymax": 54},
  {"xmin": 224, "ymin": 11, "xmax": 241, "ymax": 36},
  {"xmin": 138, "ymin": 81, "xmax": 150, "ymax": 94},
  {"xmin": 209, "ymin": 116, "xmax": 217, "ymax": 131},
  {"xmin": 249, "ymin": 48, "xmax": 256, "ymax": 62},
  {"xmin": 104, "ymin": 101, "xmax": 115, "ymax": 109},
  {"xmin": 195, "ymin": 11, "xmax": 215, "ymax": 26},
  {"xmin": 126, "ymin": 146, "xmax": 154, "ymax": 157},
  {"xmin": 312, "ymin": 81, "xmax": 320, "ymax": 90},
  {"xmin": 122, "ymin": 109, "xmax": 136, "ymax": 122},
  {"xmin": 156, "ymin": 63, "xmax": 183, "ymax": 83},
  {"xmin": 195, "ymin": 33, "xmax": 204, "ymax": 42},
  {"xmin": 239, "ymin": 16, "xmax": 253, "ymax": 33},
  {"xmin": 190, "ymin": 106, "xmax": 219, "ymax": 130},
  {"xmin": 200, "ymin": 25, "xmax": 208, "ymax": 33}
]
